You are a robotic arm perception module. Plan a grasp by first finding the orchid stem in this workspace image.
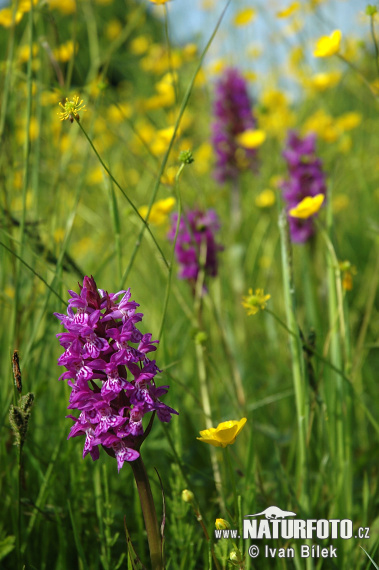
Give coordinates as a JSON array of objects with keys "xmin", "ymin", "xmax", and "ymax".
[{"xmin": 130, "ymin": 455, "xmax": 163, "ymax": 570}]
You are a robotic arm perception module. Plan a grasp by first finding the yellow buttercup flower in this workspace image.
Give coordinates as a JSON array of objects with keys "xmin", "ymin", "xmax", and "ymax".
[
  {"xmin": 233, "ymin": 8, "xmax": 256, "ymax": 26},
  {"xmin": 0, "ymin": 8, "xmax": 23, "ymax": 27},
  {"xmin": 313, "ymin": 30, "xmax": 341, "ymax": 57},
  {"xmin": 149, "ymin": 0, "xmax": 170, "ymax": 3},
  {"xmin": 289, "ymin": 194, "xmax": 325, "ymax": 219},
  {"xmin": 215, "ymin": 519, "xmax": 230, "ymax": 530},
  {"xmin": 139, "ymin": 197, "xmax": 176, "ymax": 226},
  {"xmin": 242, "ymin": 289, "xmax": 271, "ymax": 316},
  {"xmin": 197, "ymin": 418, "xmax": 247, "ymax": 448},
  {"xmin": 305, "ymin": 71, "xmax": 341, "ymax": 92},
  {"xmin": 335, "ymin": 111, "xmax": 362, "ymax": 132},
  {"xmin": 236, "ymin": 129, "xmax": 266, "ymax": 149},
  {"xmin": 255, "ymin": 189, "xmax": 276, "ymax": 208}
]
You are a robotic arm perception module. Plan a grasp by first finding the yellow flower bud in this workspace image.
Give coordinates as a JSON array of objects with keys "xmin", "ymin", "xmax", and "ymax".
[
  {"xmin": 181, "ymin": 489, "xmax": 194, "ymax": 503},
  {"xmin": 215, "ymin": 518, "xmax": 230, "ymax": 530}
]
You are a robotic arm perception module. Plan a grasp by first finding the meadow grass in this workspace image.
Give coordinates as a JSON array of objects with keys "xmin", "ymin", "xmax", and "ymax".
[{"xmin": 1, "ymin": 1, "xmax": 379, "ymax": 569}]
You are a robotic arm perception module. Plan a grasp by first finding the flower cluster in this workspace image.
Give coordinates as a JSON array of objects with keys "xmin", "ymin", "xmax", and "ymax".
[
  {"xmin": 211, "ymin": 68, "xmax": 258, "ymax": 183},
  {"xmin": 281, "ymin": 131, "xmax": 327, "ymax": 243},
  {"xmin": 55, "ymin": 276, "xmax": 177, "ymax": 472},
  {"xmin": 168, "ymin": 209, "xmax": 223, "ymax": 289}
]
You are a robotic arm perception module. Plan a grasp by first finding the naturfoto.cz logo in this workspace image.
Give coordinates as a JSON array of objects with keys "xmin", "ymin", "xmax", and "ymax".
[{"xmin": 214, "ymin": 505, "xmax": 370, "ymax": 560}]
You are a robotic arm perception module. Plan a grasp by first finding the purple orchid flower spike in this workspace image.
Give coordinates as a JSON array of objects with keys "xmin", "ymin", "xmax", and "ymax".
[
  {"xmin": 280, "ymin": 130, "xmax": 327, "ymax": 243},
  {"xmin": 55, "ymin": 276, "xmax": 178, "ymax": 472}
]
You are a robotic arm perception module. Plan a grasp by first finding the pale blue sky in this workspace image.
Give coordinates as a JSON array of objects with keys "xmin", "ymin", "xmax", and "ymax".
[{"xmin": 155, "ymin": 0, "xmax": 374, "ymax": 94}]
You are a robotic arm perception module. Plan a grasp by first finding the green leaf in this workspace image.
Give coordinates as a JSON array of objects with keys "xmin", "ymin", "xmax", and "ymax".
[{"xmin": 0, "ymin": 535, "xmax": 16, "ymax": 561}]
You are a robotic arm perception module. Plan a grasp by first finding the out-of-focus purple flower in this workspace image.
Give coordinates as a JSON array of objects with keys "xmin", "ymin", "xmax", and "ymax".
[
  {"xmin": 281, "ymin": 131, "xmax": 327, "ymax": 243},
  {"xmin": 55, "ymin": 276, "xmax": 178, "ymax": 472},
  {"xmin": 211, "ymin": 68, "xmax": 258, "ymax": 184},
  {"xmin": 168, "ymin": 209, "xmax": 223, "ymax": 290}
]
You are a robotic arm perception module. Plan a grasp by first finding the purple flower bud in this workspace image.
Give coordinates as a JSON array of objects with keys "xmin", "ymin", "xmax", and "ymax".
[
  {"xmin": 168, "ymin": 209, "xmax": 223, "ymax": 291},
  {"xmin": 212, "ymin": 68, "xmax": 258, "ymax": 183}
]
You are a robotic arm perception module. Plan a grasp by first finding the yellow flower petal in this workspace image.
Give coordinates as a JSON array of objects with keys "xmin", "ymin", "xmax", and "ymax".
[
  {"xmin": 233, "ymin": 8, "xmax": 256, "ymax": 26},
  {"xmin": 289, "ymin": 194, "xmax": 325, "ymax": 219},
  {"xmin": 139, "ymin": 197, "xmax": 176, "ymax": 226},
  {"xmin": 236, "ymin": 129, "xmax": 266, "ymax": 149},
  {"xmin": 276, "ymin": 1, "xmax": 300, "ymax": 18},
  {"xmin": 242, "ymin": 289, "xmax": 271, "ymax": 316},
  {"xmin": 0, "ymin": 8, "xmax": 23, "ymax": 27},
  {"xmin": 255, "ymin": 189, "xmax": 276, "ymax": 208},
  {"xmin": 313, "ymin": 30, "xmax": 341, "ymax": 58},
  {"xmin": 197, "ymin": 418, "xmax": 247, "ymax": 448}
]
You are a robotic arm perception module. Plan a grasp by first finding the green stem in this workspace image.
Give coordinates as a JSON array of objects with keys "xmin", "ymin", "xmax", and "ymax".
[
  {"xmin": 224, "ymin": 447, "xmax": 238, "ymax": 524},
  {"xmin": 265, "ymin": 307, "xmax": 351, "ymax": 385},
  {"xmin": 130, "ymin": 456, "xmax": 163, "ymax": 570},
  {"xmin": 278, "ymin": 211, "xmax": 310, "ymax": 514},
  {"xmin": 194, "ymin": 249, "xmax": 225, "ymax": 511},
  {"xmin": 76, "ymin": 120, "xmax": 169, "ymax": 270},
  {"xmin": 158, "ymin": 163, "xmax": 184, "ymax": 340}
]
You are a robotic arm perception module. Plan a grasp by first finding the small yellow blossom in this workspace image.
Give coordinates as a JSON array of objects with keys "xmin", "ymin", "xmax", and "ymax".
[
  {"xmin": 305, "ymin": 71, "xmax": 341, "ymax": 92},
  {"xmin": 53, "ymin": 228, "xmax": 65, "ymax": 243},
  {"xmin": 276, "ymin": 1, "xmax": 300, "ymax": 18},
  {"xmin": 242, "ymin": 289, "xmax": 271, "ymax": 316},
  {"xmin": 17, "ymin": 43, "xmax": 39, "ymax": 64},
  {"xmin": 215, "ymin": 519, "xmax": 230, "ymax": 530},
  {"xmin": 255, "ymin": 189, "xmax": 276, "ymax": 208},
  {"xmin": 244, "ymin": 70, "xmax": 258, "ymax": 82},
  {"xmin": 139, "ymin": 197, "xmax": 176, "ymax": 226},
  {"xmin": 303, "ymin": 109, "xmax": 339, "ymax": 142},
  {"xmin": 197, "ymin": 418, "xmax": 247, "ymax": 448},
  {"xmin": 160, "ymin": 166, "xmax": 177, "ymax": 186},
  {"xmin": 54, "ymin": 40, "xmax": 76, "ymax": 63},
  {"xmin": 0, "ymin": 8, "xmax": 23, "ymax": 27},
  {"xmin": 58, "ymin": 96, "xmax": 86, "ymax": 122},
  {"xmin": 149, "ymin": 0, "xmax": 170, "ymax": 4},
  {"xmin": 106, "ymin": 102, "xmax": 133, "ymax": 124},
  {"xmin": 209, "ymin": 58, "xmax": 226, "ymax": 75},
  {"xmin": 193, "ymin": 142, "xmax": 212, "ymax": 175},
  {"xmin": 257, "ymin": 90, "xmax": 295, "ymax": 138},
  {"xmin": 182, "ymin": 43, "xmax": 197, "ymax": 60},
  {"xmin": 313, "ymin": 30, "xmax": 341, "ymax": 57},
  {"xmin": 86, "ymin": 166, "xmax": 104, "ymax": 185},
  {"xmin": 289, "ymin": 194, "xmax": 325, "ymax": 219},
  {"xmin": 236, "ymin": 129, "xmax": 266, "ymax": 149},
  {"xmin": 335, "ymin": 111, "xmax": 362, "ymax": 132},
  {"xmin": 47, "ymin": 0, "xmax": 76, "ymax": 14},
  {"xmin": 105, "ymin": 19, "xmax": 122, "ymax": 40},
  {"xmin": 130, "ymin": 35, "xmax": 151, "ymax": 55},
  {"xmin": 181, "ymin": 489, "xmax": 194, "ymax": 503},
  {"xmin": 233, "ymin": 7, "xmax": 256, "ymax": 26}
]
